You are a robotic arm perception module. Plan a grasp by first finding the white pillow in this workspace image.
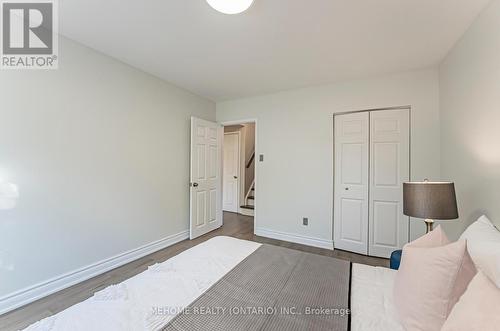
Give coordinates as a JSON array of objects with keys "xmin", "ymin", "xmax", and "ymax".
[
  {"xmin": 460, "ymin": 215, "xmax": 500, "ymax": 242},
  {"xmin": 465, "ymin": 242, "xmax": 500, "ymax": 288},
  {"xmin": 460, "ymin": 215, "xmax": 500, "ymax": 287}
]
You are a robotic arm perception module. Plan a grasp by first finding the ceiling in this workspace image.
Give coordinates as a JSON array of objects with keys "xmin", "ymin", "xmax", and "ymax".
[{"xmin": 60, "ymin": 0, "xmax": 491, "ymax": 101}]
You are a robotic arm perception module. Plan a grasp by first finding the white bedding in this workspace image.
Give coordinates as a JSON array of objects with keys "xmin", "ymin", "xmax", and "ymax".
[
  {"xmin": 351, "ymin": 263, "xmax": 404, "ymax": 331},
  {"xmin": 24, "ymin": 236, "xmax": 261, "ymax": 331},
  {"xmin": 25, "ymin": 237, "xmax": 402, "ymax": 331}
]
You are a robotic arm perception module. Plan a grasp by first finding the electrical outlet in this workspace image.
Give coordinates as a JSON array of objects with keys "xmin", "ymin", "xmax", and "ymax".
[{"xmin": 303, "ymin": 217, "xmax": 308, "ymax": 226}]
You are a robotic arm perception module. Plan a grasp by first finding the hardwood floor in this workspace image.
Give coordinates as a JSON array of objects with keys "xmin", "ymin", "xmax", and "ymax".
[{"xmin": 0, "ymin": 212, "xmax": 388, "ymax": 330}]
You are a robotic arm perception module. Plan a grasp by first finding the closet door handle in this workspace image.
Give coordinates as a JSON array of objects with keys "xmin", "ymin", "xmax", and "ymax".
[{"xmin": 345, "ymin": 187, "xmax": 349, "ymax": 191}]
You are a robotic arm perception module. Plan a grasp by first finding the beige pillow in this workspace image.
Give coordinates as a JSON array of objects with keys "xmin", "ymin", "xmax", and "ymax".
[
  {"xmin": 393, "ymin": 226, "xmax": 476, "ymax": 331},
  {"xmin": 442, "ymin": 271, "xmax": 500, "ymax": 331}
]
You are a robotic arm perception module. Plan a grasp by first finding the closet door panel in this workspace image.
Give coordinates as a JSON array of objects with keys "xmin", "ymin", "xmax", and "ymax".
[
  {"xmin": 334, "ymin": 112, "xmax": 369, "ymax": 255},
  {"xmin": 369, "ymin": 109, "xmax": 410, "ymax": 258}
]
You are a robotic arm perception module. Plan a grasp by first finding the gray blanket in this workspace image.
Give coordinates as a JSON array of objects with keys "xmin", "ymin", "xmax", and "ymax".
[{"xmin": 162, "ymin": 244, "xmax": 351, "ymax": 331}]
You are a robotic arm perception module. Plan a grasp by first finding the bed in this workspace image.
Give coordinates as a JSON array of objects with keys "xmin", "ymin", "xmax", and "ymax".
[
  {"xmin": 351, "ymin": 263, "xmax": 404, "ymax": 331},
  {"xmin": 24, "ymin": 236, "xmax": 403, "ymax": 331}
]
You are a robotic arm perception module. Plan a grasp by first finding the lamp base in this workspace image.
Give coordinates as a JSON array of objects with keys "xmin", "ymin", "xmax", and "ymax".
[{"xmin": 424, "ymin": 219, "xmax": 434, "ymax": 233}]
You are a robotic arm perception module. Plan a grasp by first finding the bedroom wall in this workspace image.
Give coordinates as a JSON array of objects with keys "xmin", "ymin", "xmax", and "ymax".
[
  {"xmin": 242, "ymin": 123, "xmax": 256, "ymax": 195},
  {"xmin": 439, "ymin": 0, "xmax": 500, "ymax": 239},
  {"xmin": 0, "ymin": 37, "xmax": 215, "ymax": 311},
  {"xmin": 217, "ymin": 69, "xmax": 440, "ymax": 248}
]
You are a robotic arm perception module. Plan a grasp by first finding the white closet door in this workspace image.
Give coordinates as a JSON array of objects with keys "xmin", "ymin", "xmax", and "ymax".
[
  {"xmin": 334, "ymin": 112, "xmax": 369, "ymax": 255},
  {"xmin": 369, "ymin": 109, "xmax": 410, "ymax": 258}
]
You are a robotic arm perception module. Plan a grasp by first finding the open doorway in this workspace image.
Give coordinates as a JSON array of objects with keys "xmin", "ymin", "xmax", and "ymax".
[
  {"xmin": 188, "ymin": 117, "xmax": 257, "ymax": 240},
  {"xmin": 222, "ymin": 122, "xmax": 256, "ymax": 228}
]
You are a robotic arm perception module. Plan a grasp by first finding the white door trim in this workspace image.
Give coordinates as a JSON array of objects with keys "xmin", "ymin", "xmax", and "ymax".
[
  {"xmin": 223, "ymin": 131, "xmax": 241, "ymax": 213},
  {"xmin": 220, "ymin": 119, "xmax": 258, "ymax": 231}
]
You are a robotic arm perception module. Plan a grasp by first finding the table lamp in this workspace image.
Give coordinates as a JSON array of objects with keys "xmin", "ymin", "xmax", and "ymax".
[{"xmin": 403, "ymin": 180, "xmax": 458, "ymax": 233}]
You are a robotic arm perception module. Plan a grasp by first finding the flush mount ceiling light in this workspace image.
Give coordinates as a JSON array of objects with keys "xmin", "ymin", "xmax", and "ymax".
[{"xmin": 206, "ymin": 0, "xmax": 254, "ymax": 14}]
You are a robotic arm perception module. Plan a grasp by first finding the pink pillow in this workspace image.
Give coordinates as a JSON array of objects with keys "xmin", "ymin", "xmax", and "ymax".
[
  {"xmin": 393, "ymin": 226, "xmax": 476, "ymax": 331},
  {"xmin": 442, "ymin": 271, "xmax": 500, "ymax": 331},
  {"xmin": 408, "ymin": 223, "xmax": 450, "ymax": 247}
]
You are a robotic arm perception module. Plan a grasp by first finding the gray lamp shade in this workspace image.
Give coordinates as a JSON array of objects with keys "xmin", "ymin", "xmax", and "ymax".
[{"xmin": 403, "ymin": 182, "xmax": 458, "ymax": 220}]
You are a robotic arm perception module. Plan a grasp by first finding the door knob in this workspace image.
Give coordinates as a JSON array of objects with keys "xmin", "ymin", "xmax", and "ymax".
[
  {"xmin": 192, "ymin": 183, "xmax": 199, "ymax": 187},
  {"xmin": 233, "ymin": 176, "xmax": 238, "ymax": 179},
  {"xmin": 345, "ymin": 187, "xmax": 349, "ymax": 191}
]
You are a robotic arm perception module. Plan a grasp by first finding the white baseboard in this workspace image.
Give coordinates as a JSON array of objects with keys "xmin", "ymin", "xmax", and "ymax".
[
  {"xmin": 255, "ymin": 227, "xmax": 333, "ymax": 250},
  {"xmin": 0, "ymin": 230, "xmax": 189, "ymax": 315}
]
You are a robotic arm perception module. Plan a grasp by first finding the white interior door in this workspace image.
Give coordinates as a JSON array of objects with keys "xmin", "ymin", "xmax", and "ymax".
[
  {"xmin": 223, "ymin": 132, "xmax": 240, "ymax": 212},
  {"xmin": 190, "ymin": 117, "xmax": 223, "ymax": 239},
  {"xmin": 369, "ymin": 109, "xmax": 410, "ymax": 258},
  {"xmin": 334, "ymin": 112, "xmax": 369, "ymax": 255}
]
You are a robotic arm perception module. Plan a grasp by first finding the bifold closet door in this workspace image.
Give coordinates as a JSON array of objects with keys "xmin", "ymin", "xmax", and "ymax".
[
  {"xmin": 369, "ymin": 109, "xmax": 410, "ymax": 258},
  {"xmin": 334, "ymin": 112, "xmax": 369, "ymax": 255}
]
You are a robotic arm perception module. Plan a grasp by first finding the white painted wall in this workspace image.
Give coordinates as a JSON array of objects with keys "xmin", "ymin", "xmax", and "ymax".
[
  {"xmin": 439, "ymin": 0, "xmax": 500, "ymax": 239},
  {"xmin": 217, "ymin": 69, "xmax": 440, "ymax": 247},
  {"xmin": 0, "ymin": 37, "xmax": 215, "ymax": 307},
  {"xmin": 243, "ymin": 123, "xmax": 255, "ymax": 195}
]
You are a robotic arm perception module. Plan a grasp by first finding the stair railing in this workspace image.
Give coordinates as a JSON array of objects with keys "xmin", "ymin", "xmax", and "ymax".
[{"xmin": 246, "ymin": 150, "xmax": 255, "ymax": 169}]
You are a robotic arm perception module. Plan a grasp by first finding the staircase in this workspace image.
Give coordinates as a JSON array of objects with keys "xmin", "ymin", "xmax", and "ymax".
[{"xmin": 240, "ymin": 180, "xmax": 255, "ymax": 216}]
